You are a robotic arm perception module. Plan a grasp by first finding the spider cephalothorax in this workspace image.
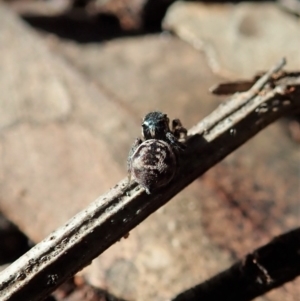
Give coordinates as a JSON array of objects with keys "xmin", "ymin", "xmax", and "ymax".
[
  {"xmin": 127, "ymin": 111, "xmax": 187, "ymax": 194},
  {"xmin": 141, "ymin": 111, "xmax": 170, "ymax": 140},
  {"xmin": 141, "ymin": 111, "xmax": 187, "ymax": 151}
]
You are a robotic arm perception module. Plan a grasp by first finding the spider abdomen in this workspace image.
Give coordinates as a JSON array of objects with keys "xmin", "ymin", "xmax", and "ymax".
[{"xmin": 129, "ymin": 139, "xmax": 177, "ymax": 194}]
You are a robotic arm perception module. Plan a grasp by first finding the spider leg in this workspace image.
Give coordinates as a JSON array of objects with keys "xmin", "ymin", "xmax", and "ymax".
[
  {"xmin": 172, "ymin": 119, "xmax": 187, "ymax": 141},
  {"xmin": 166, "ymin": 132, "xmax": 186, "ymax": 151}
]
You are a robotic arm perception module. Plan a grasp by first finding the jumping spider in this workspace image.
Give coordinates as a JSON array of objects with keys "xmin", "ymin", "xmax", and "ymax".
[{"xmin": 127, "ymin": 111, "xmax": 187, "ymax": 194}]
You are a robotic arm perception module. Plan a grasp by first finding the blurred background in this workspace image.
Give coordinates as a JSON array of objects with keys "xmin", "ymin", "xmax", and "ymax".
[{"xmin": 0, "ymin": 0, "xmax": 299, "ymax": 300}]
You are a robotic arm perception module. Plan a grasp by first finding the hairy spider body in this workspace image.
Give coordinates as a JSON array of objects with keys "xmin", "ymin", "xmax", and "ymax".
[
  {"xmin": 127, "ymin": 111, "xmax": 187, "ymax": 194},
  {"xmin": 128, "ymin": 139, "xmax": 177, "ymax": 194}
]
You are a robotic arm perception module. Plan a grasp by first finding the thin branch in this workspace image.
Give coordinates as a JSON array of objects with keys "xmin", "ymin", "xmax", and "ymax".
[
  {"xmin": 0, "ymin": 59, "xmax": 299, "ymax": 301},
  {"xmin": 171, "ymin": 227, "xmax": 300, "ymax": 301},
  {"xmin": 195, "ymin": 58, "xmax": 286, "ymax": 135}
]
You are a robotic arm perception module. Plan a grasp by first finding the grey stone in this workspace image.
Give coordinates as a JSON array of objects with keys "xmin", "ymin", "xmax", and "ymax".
[{"xmin": 163, "ymin": 2, "xmax": 300, "ymax": 77}]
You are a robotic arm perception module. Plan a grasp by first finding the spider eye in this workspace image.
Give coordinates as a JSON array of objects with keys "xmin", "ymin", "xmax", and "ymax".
[
  {"xmin": 142, "ymin": 124, "xmax": 148, "ymax": 134},
  {"xmin": 142, "ymin": 122, "xmax": 153, "ymax": 138}
]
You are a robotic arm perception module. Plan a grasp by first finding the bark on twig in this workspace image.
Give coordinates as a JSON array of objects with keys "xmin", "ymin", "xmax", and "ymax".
[
  {"xmin": 172, "ymin": 228, "xmax": 300, "ymax": 301},
  {"xmin": 0, "ymin": 58, "xmax": 300, "ymax": 301}
]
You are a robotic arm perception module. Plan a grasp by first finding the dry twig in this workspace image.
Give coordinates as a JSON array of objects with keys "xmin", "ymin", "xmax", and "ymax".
[
  {"xmin": 172, "ymin": 227, "xmax": 300, "ymax": 301},
  {"xmin": 0, "ymin": 58, "xmax": 299, "ymax": 301}
]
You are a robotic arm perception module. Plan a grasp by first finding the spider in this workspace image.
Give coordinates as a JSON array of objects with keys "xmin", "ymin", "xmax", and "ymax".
[{"xmin": 127, "ymin": 111, "xmax": 187, "ymax": 194}]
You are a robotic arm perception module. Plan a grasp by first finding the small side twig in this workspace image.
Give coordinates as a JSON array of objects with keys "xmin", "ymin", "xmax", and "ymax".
[
  {"xmin": 0, "ymin": 58, "xmax": 299, "ymax": 301},
  {"xmin": 189, "ymin": 58, "xmax": 286, "ymax": 136},
  {"xmin": 172, "ymin": 227, "xmax": 300, "ymax": 301}
]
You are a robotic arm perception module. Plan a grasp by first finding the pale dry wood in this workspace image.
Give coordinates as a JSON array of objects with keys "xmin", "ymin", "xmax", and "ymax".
[{"xmin": 0, "ymin": 58, "xmax": 300, "ymax": 301}]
